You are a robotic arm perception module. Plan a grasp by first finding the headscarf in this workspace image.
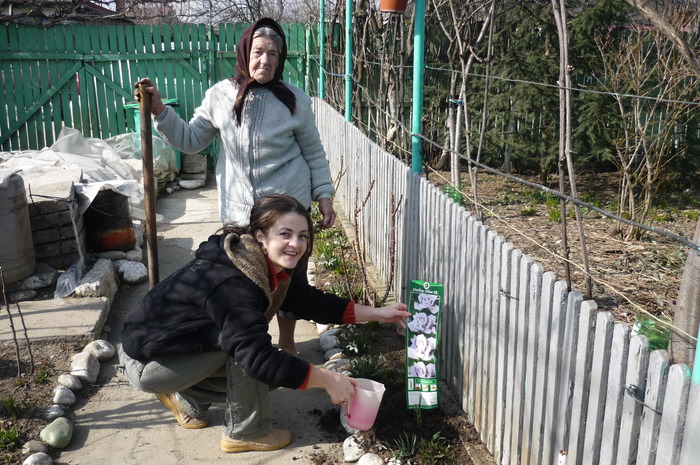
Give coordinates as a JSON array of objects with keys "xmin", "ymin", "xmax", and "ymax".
[{"xmin": 230, "ymin": 17, "xmax": 297, "ymax": 125}]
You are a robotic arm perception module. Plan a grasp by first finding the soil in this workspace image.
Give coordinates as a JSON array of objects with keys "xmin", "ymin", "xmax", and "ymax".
[{"xmin": 1, "ymin": 171, "xmax": 697, "ymax": 464}]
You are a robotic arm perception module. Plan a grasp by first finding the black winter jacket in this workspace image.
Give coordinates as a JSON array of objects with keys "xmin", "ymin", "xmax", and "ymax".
[{"xmin": 121, "ymin": 232, "xmax": 350, "ymax": 390}]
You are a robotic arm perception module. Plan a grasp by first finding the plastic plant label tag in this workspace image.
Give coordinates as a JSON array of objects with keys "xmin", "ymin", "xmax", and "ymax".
[{"xmin": 405, "ymin": 280, "xmax": 443, "ymax": 409}]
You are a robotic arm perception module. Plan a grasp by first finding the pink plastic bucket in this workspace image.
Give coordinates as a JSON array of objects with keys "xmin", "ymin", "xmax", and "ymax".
[{"xmin": 345, "ymin": 378, "xmax": 385, "ymax": 431}]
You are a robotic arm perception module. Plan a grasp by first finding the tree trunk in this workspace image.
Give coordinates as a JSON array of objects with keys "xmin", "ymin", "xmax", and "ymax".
[{"xmin": 670, "ymin": 219, "xmax": 700, "ymax": 364}]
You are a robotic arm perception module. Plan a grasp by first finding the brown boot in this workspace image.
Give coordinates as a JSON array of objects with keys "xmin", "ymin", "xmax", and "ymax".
[
  {"xmin": 155, "ymin": 393, "xmax": 208, "ymax": 429},
  {"xmin": 220, "ymin": 429, "xmax": 292, "ymax": 453}
]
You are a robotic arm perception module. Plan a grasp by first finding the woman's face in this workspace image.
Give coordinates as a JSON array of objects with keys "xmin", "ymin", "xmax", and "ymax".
[
  {"xmin": 248, "ymin": 37, "xmax": 279, "ymax": 84},
  {"xmin": 255, "ymin": 212, "xmax": 308, "ymax": 273}
]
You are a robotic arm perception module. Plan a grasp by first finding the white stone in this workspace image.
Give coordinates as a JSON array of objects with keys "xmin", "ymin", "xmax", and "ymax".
[
  {"xmin": 321, "ymin": 328, "xmax": 343, "ymax": 337},
  {"xmin": 43, "ymin": 405, "xmax": 65, "ymax": 421},
  {"xmin": 73, "ymin": 258, "xmax": 118, "ymax": 299},
  {"xmin": 343, "ymin": 435, "xmax": 365, "ymax": 462},
  {"xmin": 57, "ymin": 374, "xmax": 82, "ymax": 391},
  {"xmin": 179, "ymin": 178, "xmax": 206, "ymax": 189},
  {"xmin": 324, "ymin": 358, "xmax": 351, "ymax": 372},
  {"xmin": 315, "ymin": 323, "xmax": 332, "ymax": 334},
  {"xmin": 328, "ymin": 350, "xmax": 346, "ymax": 361},
  {"xmin": 40, "ymin": 417, "xmax": 73, "ymax": 448},
  {"xmin": 319, "ymin": 334, "xmax": 339, "ymax": 352},
  {"xmin": 118, "ymin": 261, "xmax": 148, "ymax": 284},
  {"xmin": 22, "ymin": 452, "xmax": 53, "ymax": 465},
  {"xmin": 83, "ymin": 339, "xmax": 115, "ymax": 361},
  {"xmin": 358, "ymin": 453, "xmax": 385, "ymax": 465},
  {"xmin": 70, "ymin": 352, "xmax": 100, "ymax": 384},
  {"xmin": 53, "ymin": 386, "xmax": 76, "ymax": 405},
  {"xmin": 6, "ymin": 263, "xmax": 58, "ymax": 292},
  {"xmin": 21, "ymin": 440, "xmax": 48, "ymax": 455},
  {"xmin": 324, "ymin": 348, "xmax": 344, "ymax": 361}
]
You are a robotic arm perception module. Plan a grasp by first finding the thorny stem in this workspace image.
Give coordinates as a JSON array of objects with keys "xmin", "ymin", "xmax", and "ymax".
[
  {"xmin": 380, "ymin": 193, "xmax": 403, "ymax": 305},
  {"xmin": 353, "ymin": 182, "xmax": 376, "ymax": 307},
  {"xmin": 0, "ymin": 268, "xmax": 24, "ymax": 378}
]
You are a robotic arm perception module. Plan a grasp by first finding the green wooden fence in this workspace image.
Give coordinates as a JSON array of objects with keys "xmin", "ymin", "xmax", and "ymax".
[{"xmin": 0, "ymin": 22, "xmax": 318, "ymax": 153}]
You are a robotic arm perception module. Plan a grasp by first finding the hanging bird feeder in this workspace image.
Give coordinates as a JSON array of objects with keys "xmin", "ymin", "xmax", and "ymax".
[{"xmin": 379, "ymin": 0, "xmax": 408, "ymax": 14}]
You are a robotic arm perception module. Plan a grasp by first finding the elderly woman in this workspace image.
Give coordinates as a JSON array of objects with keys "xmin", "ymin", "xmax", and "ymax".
[
  {"xmin": 136, "ymin": 18, "xmax": 336, "ymax": 357},
  {"xmin": 119, "ymin": 195, "xmax": 409, "ymax": 453}
]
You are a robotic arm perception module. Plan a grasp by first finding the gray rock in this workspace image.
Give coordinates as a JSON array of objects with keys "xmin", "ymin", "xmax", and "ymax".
[
  {"xmin": 319, "ymin": 334, "xmax": 339, "ymax": 352},
  {"xmin": 133, "ymin": 220, "xmax": 144, "ymax": 246},
  {"xmin": 181, "ymin": 152, "xmax": 207, "ymax": 174},
  {"xmin": 321, "ymin": 328, "xmax": 343, "ymax": 337},
  {"xmin": 73, "ymin": 258, "xmax": 118, "ymax": 299},
  {"xmin": 83, "ymin": 339, "xmax": 115, "ymax": 361},
  {"xmin": 8, "ymin": 290, "xmax": 38, "ymax": 302},
  {"xmin": 21, "ymin": 440, "xmax": 48, "ymax": 455},
  {"xmin": 43, "ymin": 405, "xmax": 65, "ymax": 421},
  {"xmin": 57, "ymin": 374, "xmax": 82, "ymax": 391},
  {"xmin": 22, "ymin": 452, "xmax": 53, "ymax": 465},
  {"xmin": 179, "ymin": 178, "xmax": 206, "ymax": 190},
  {"xmin": 70, "ymin": 352, "xmax": 100, "ymax": 384},
  {"xmin": 324, "ymin": 348, "xmax": 344, "ymax": 361},
  {"xmin": 39, "ymin": 417, "xmax": 73, "ymax": 448},
  {"xmin": 6, "ymin": 263, "xmax": 58, "ymax": 292},
  {"xmin": 358, "ymin": 453, "xmax": 385, "ymax": 465},
  {"xmin": 95, "ymin": 250, "xmax": 127, "ymax": 260},
  {"xmin": 118, "ymin": 261, "xmax": 148, "ymax": 284},
  {"xmin": 343, "ymin": 435, "xmax": 365, "ymax": 462},
  {"xmin": 125, "ymin": 245, "xmax": 142, "ymax": 262},
  {"xmin": 52, "ymin": 386, "xmax": 76, "ymax": 406}
]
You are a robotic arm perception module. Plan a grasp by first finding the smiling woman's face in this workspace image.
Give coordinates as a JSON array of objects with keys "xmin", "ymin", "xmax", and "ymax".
[{"xmin": 248, "ymin": 37, "xmax": 279, "ymax": 84}]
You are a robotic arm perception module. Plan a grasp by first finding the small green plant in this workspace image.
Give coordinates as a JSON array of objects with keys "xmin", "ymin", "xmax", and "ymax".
[
  {"xmin": 34, "ymin": 366, "xmax": 51, "ymax": 384},
  {"xmin": 339, "ymin": 325, "xmax": 371, "ymax": 356},
  {"xmin": 1, "ymin": 396, "xmax": 36, "ymax": 419},
  {"xmin": 315, "ymin": 239, "xmax": 344, "ymax": 273},
  {"xmin": 391, "ymin": 432, "xmax": 418, "ymax": 459},
  {"xmin": 547, "ymin": 205, "xmax": 561, "ymax": 222},
  {"xmin": 653, "ymin": 211, "xmax": 673, "ymax": 222},
  {"xmin": 520, "ymin": 207, "xmax": 537, "ymax": 217},
  {"xmin": 350, "ymin": 354, "xmax": 386, "ymax": 380},
  {"xmin": 683, "ymin": 210, "xmax": 699, "ymax": 221},
  {"xmin": 493, "ymin": 191, "xmax": 520, "ymax": 206},
  {"xmin": 416, "ymin": 432, "xmax": 450, "ymax": 464},
  {"xmin": 0, "ymin": 427, "xmax": 19, "ymax": 450}
]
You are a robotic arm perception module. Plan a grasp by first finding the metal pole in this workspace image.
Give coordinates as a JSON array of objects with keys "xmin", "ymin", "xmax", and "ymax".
[
  {"xmin": 319, "ymin": 0, "xmax": 326, "ymax": 99},
  {"xmin": 411, "ymin": 0, "xmax": 426, "ymax": 173},
  {"xmin": 138, "ymin": 84, "xmax": 160, "ymax": 288},
  {"xmin": 345, "ymin": 0, "xmax": 353, "ymax": 122}
]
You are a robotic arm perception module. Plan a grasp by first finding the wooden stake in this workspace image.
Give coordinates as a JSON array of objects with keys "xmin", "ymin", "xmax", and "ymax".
[{"xmin": 138, "ymin": 84, "xmax": 159, "ymax": 288}]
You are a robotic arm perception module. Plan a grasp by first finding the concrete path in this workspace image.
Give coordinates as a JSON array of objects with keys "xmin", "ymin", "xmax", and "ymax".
[{"xmin": 55, "ymin": 177, "xmax": 345, "ymax": 464}]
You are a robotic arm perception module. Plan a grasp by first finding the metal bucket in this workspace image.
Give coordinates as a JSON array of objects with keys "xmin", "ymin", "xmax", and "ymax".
[
  {"xmin": 84, "ymin": 189, "xmax": 136, "ymax": 252},
  {"xmin": 0, "ymin": 174, "xmax": 36, "ymax": 283}
]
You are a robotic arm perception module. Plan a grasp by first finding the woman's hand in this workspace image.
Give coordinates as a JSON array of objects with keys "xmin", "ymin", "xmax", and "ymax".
[
  {"xmin": 307, "ymin": 367, "xmax": 357, "ymax": 405},
  {"xmin": 134, "ymin": 78, "xmax": 166, "ymax": 117},
  {"xmin": 318, "ymin": 198, "xmax": 337, "ymax": 229},
  {"xmin": 354, "ymin": 302, "xmax": 411, "ymax": 328}
]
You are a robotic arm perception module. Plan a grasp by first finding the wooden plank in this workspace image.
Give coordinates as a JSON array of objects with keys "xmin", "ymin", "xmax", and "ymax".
[
  {"xmin": 542, "ymin": 280, "xmax": 569, "ymax": 464},
  {"xmin": 466, "ymin": 221, "xmax": 484, "ymax": 419},
  {"xmin": 54, "ymin": 25, "xmax": 75, "ymax": 135},
  {"xmin": 493, "ymin": 241, "xmax": 514, "ymax": 463},
  {"xmin": 599, "ymin": 323, "xmax": 630, "ymax": 463},
  {"xmin": 581, "ymin": 311, "xmax": 615, "ymax": 464},
  {"xmin": 23, "ymin": 25, "xmax": 41, "ymax": 148},
  {"xmin": 567, "ymin": 300, "xmax": 597, "ymax": 465},
  {"xmin": 503, "ymin": 248, "xmax": 522, "ymax": 465},
  {"xmin": 8, "ymin": 25, "xmax": 29, "ymax": 148},
  {"xmin": 0, "ymin": 25, "xmax": 15, "ymax": 150},
  {"xmin": 636, "ymin": 350, "xmax": 670, "ymax": 465},
  {"xmin": 554, "ymin": 291, "xmax": 583, "ymax": 460},
  {"xmin": 519, "ymin": 262, "xmax": 543, "ymax": 465},
  {"xmin": 33, "ymin": 26, "xmax": 51, "ymax": 147},
  {"xmin": 615, "ymin": 335, "xmax": 651, "ymax": 464},
  {"xmin": 473, "ymin": 225, "xmax": 492, "ymax": 436},
  {"xmin": 509, "ymin": 254, "xmax": 532, "ymax": 465},
  {"xmin": 656, "ymin": 364, "xmax": 690, "ymax": 465},
  {"xmin": 679, "ymin": 380, "xmax": 700, "ymax": 465},
  {"xmin": 484, "ymin": 235, "xmax": 506, "ymax": 451},
  {"xmin": 528, "ymin": 271, "xmax": 557, "ymax": 465}
]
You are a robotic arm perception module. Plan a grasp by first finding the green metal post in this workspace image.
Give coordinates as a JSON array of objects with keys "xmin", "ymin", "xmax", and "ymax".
[
  {"xmin": 345, "ymin": 0, "xmax": 353, "ymax": 122},
  {"xmin": 319, "ymin": 0, "xmax": 326, "ymax": 99},
  {"xmin": 411, "ymin": 0, "xmax": 426, "ymax": 173}
]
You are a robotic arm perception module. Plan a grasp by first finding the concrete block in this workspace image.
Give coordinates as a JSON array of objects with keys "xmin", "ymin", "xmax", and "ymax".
[{"xmin": 180, "ymin": 152, "xmax": 207, "ymax": 174}]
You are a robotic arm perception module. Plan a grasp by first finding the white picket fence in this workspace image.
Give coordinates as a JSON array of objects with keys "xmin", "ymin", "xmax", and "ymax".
[{"xmin": 313, "ymin": 98, "xmax": 700, "ymax": 465}]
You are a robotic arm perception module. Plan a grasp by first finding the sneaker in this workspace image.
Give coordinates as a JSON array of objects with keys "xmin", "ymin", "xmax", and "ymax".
[
  {"xmin": 220, "ymin": 429, "xmax": 292, "ymax": 453},
  {"xmin": 155, "ymin": 393, "xmax": 208, "ymax": 429}
]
